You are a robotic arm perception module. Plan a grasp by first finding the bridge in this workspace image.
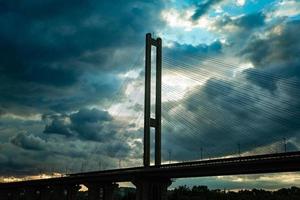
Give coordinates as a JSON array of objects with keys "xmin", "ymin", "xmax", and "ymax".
[{"xmin": 0, "ymin": 34, "xmax": 299, "ymax": 200}]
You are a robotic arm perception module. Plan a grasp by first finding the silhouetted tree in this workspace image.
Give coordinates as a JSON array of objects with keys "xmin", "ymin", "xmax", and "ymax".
[{"xmin": 76, "ymin": 186, "xmax": 300, "ymax": 200}]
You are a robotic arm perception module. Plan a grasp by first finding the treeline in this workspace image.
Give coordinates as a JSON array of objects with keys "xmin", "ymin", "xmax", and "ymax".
[
  {"xmin": 76, "ymin": 186, "xmax": 300, "ymax": 200},
  {"xmin": 168, "ymin": 185, "xmax": 300, "ymax": 200}
]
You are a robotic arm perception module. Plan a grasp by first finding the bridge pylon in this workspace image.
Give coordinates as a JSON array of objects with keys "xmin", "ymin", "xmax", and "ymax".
[{"xmin": 144, "ymin": 33, "xmax": 162, "ymax": 167}]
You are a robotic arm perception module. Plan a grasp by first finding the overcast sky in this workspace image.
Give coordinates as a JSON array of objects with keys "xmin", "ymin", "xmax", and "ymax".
[{"xmin": 0, "ymin": 0, "xmax": 300, "ymax": 190}]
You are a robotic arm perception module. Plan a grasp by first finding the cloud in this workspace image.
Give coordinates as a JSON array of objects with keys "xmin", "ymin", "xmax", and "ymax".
[
  {"xmin": 270, "ymin": 0, "xmax": 300, "ymax": 18},
  {"xmin": 210, "ymin": 12, "xmax": 266, "ymax": 35},
  {"xmin": 236, "ymin": 0, "xmax": 246, "ymax": 7},
  {"xmin": 43, "ymin": 108, "xmax": 115, "ymax": 141},
  {"xmin": 44, "ymin": 117, "xmax": 73, "ymax": 136},
  {"xmin": 70, "ymin": 108, "xmax": 112, "ymax": 124},
  {"xmin": 240, "ymin": 20, "xmax": 300, "ymax": 88},
  {"xmin": 0, "ymin": 0, "xmax": 165, "ymax": 116},
  {"xmin": 11, "ymin": 132, "xmax": 46, "ymax": 151},
  {"xmin": 241, "ymin": 20, "xmax": 300, "ymax": 67},
  {"xmin": 162, "ymin": 74, "xmax": 300, "ymax": 161},
  {"xmin": 0, "ymin": 108, "xmax": 136, "ymax": 176},
  {"xmin": 165, "ymin": 40, "xmax": 223, "ymax": 59},
  {"xmin": 160, "ymin": 19, "xmax": 300, "ymax": 161},
  {"xmin": 70, "ymin": 108, "xmax": 114, "ymax": 141},
  {"xmin": 191, "ymin": 0, "xmax": 223, "ymax": 21},
  {"xmin": 0, "ymin": 0, "xmax": 164, "ymax": 175},
  {"xmin": 234, "ymin": 12, "xmax": 265, "ymax": 29}
]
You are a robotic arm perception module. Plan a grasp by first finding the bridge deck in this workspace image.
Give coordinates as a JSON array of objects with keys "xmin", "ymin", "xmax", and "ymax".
[{"xmin": 0, "ymin": 151, "xmax": 299, "ymax": 189}]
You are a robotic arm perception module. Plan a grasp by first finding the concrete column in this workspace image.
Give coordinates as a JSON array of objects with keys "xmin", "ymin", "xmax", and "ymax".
[
  {"xmin": 38, "ymin": 185, "xmax": 79, "ymax": 200},
  {"xmin": 144, "ymin": 32, "xmax": 152, "ymax": 167},
  {"xmin": 0, "ymin": 190, "xmax": 9, "ymax": 200},
  {"xmin": 24, "ymin": 187, "xmax": 38, "ymax": 200},
  {"xmin": 133, "ymin": 178, "xmax": 171, "ymax": 200},
  {"xmin": 8, "ymin": 190, "xmax": 20, "ymax": 200},
  {"xmin": 48, "ymin": 185, "xmax": 66, "ymax": 200},
  {"xmin": 38, "ymin": 186, "xmax": 52, "ymax": 200},
  {"xmin": 65, "ymin": 185, "xmax": 81, "ymax": 200},
  {"xmin": 155, "ymin": 37, "xmax": 162, "ymax": 166},
  {"xmin": 86, "ymin": 184, "xmax": 101, "ymax": 200},
  {"xmin": 6, "ymin": 192, "xmax": 11, "ymax": 200},
  {"xmin": 86, "ymin": 182, "xmax": 118, "ymax": 200},
  {"xmin": 103, "ymin": 184, "xmax": 118, "ymax": 200}
]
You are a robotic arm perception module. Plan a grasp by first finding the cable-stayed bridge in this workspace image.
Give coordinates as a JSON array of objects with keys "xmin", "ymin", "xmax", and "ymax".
[{"xmin": 0, "ymin": 34, "xmax": 299, "ymax": 200}]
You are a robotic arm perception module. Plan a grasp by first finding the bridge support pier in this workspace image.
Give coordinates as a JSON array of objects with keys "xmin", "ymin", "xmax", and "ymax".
[
  {"xmin": 86, "ymin": 182, "xmax": 118, "ymax": 200},
  {"xmin": 38, "ymin": 186, "xmax": 52, "ymax": 200},
  {"xmin": 48, "ymin": 185, "xmax": 66, "ymax": 199},
  {"xmin": 36, "ymin": 185, "xmax": 80, "ymax": 200},
  {"xmin": 23, "ymin": 187, "xmax": 38, "ymax": 200},
  {"xmin": 7, "ymin": 190, "xmax": 20, "ymax": 200},
  {"xmin": 65, "ymin": 184, "xmax": 81, "ymax": 200},
  {"xmin": 0, "ymin": 190, "xmax": 8, "ymax": 200},
  {"xmin": 133, "ymin": 178, "xmax": 171, "ymax": 200},
  {"xmin": 0, "ymin": 190, "xmax": 13, "ymax": 200}
]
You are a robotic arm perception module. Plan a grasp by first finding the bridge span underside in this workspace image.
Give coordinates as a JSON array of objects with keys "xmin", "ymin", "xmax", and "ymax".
[{"xmin": 0, "ymin": 151, "xmax": 299, "ymax": 200}]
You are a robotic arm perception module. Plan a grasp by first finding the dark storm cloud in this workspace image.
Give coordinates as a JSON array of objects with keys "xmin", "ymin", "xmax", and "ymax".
[
  {"xmin": 191, "ymin": 0, "xmax": 223, "ymax": 20},
  {"xmin": 42, "ymin": 108, "xmax": 134, "ymax": 162},
  {"xmin": 0, "ymin": 141, "xmax": 46, "ymax": 176},
  {"xmin": 164, "ymin": 40, "xmax": 223, "ymax": 70},
  {"xmin": 0, "ymin": 0, "xmax": 164, "ymax": 176},
  {"xmin": 0, "ymin": 109, "xmax": 5, "ymax": 116},
  {"xmin": 70, "ymin": 108, "xmax": 115, "ymax": 141},
  {"xmin": 235, "ymin": 12, "xmax": 265, "ymax": 29},
  {"xmin": 207, "ymin": 12, "xmax": 267, "ymax": 54},
  {"xmin": 0, "ymin": 108, "xmax": 134, "ymax": 175},
  {"xmin": 215, "ymin": 12, "xmax": 266, "ymax": 30},
  {"xmin": 70, "ymin": 108, "xmax": 112, "ymax": 124},
  {"xmin": 161, "ymin": 19, "xmax": 300, "ymax": 161},
  {"xmin": 11, "ymin": 132, "xmax": 46, "ymax": 151},
  {"xmin": 100, "ymin": 140, "xmax": 132, "ymax": 158},
  {"xmin": 162, "ymin": 78, "xmax": 300, "ymax": 161},
  {"xmin": 43, "ymin": 115, "xmax": 73, "ymax": 137},
  {"xmin": 166, "ymin": 41, "xmax": 222, "ymax": 57},
  {"xmin": 241, "ymin": 20, "xmax": 300, "ymax": 67},
  {"xmin": 44, "ymin": 108, "xmax": 115, "ymax": 141},
  {"xmin": 0, "ymin": 0, "xmax": 165, "ymax": 115},
  {"xmin": 241, "ymin": 20, "xmax": 300, "ymax": 90}
]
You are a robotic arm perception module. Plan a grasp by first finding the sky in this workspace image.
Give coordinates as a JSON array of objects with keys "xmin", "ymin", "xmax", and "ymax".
[{"xmin": 0, "ymin": 0, "xmax": 300, "ymax": 190}]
